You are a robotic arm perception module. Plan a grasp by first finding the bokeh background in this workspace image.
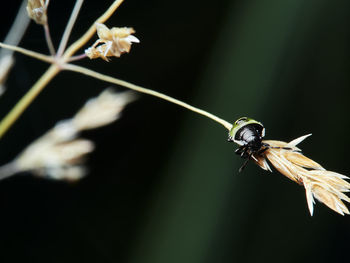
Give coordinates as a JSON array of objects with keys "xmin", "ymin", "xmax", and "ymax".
[{"xmin": 1, "ymin": 0, "xmax": 350, "ymax": 262}]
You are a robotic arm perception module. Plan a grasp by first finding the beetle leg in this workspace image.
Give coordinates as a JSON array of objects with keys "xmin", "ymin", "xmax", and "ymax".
[
  {"xmin": 235, "ymin": 146, "xmax": 244, "ymax": 155},
  {"xmin": 235, "ymin": 146, "xmax": 250, "ymax": 159},
  {"xmin": 239, "ymin": 155, "xmax": 251, "ymax": 173}
]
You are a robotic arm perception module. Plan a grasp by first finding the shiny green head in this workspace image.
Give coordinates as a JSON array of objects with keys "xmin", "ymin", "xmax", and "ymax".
[{"xmin": 228, "ymin": 117, "xmax": 265, "ymax": 145}]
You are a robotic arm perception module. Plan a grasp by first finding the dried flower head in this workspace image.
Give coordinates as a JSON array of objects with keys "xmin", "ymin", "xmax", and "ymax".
[
  {"xmin": 253, "ymin": 135, "xmax": 350, "ymax": 216},
  {"xmin": 26, "ymin": 0, "xmax": 47, "ymax": 25},
  {"xmin": 85, "ymin": 23, "xmax": 140, "ymax": 61},
  {"xmin": 14, "ymin": 126, "xmax": 95, "ymax": 181},
  {"xmin": 72, "ymin": 89, "xmax": 135, "ymax": 130},
  {"xmin": 0, "ymin": 89, "xmax": 135, "ymax": 181}
]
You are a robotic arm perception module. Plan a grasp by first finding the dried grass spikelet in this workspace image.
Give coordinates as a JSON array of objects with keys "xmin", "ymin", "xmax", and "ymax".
[
  {"xmin": 72, "ymin": 89, "xmax": 135, "ymax": 130},
  {"xmin": 85, "ymin": 23, "xmax": 140, "ymax": 61},
  {"xmin": 253, "ymin": 134, "xmax": 350, "ymax": 216},
  {"xmin": 14, "ymin": 127, "xmax": 94, "ymax": 181},
  {"xmin": 26, "ymin": 0, "xmax": 47, "ymax": 25},
  {"xmin": 5, "ymin": 89, "xmax": 135, "ymax": 181}
]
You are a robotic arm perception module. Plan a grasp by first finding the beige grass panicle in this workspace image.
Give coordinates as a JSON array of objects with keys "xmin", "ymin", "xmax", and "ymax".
[
  {"xmin": 253, "ymin": 134, "xmax": 350, "ymax": 216},
  {"xmin": 85, "ymin": 23, "xmax": 140, "ymax": 61}
]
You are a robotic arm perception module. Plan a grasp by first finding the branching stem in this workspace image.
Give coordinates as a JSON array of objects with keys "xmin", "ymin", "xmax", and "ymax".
[
  {"xmin": 0, "ymin": 0, "xmax": 125, "ymax": 139},
  {"xmin": 0, "ymin": 0, "xmax": 232, "ymax": 142},
  {"xmin": 62, "ymin": 0, "xmax": 124, "ymax": 59}
]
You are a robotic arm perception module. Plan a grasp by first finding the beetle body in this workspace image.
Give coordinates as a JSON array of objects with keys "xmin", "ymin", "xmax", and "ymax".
[{"xmin": 228, "ymin": 117, "xmax": 266, "ymax": 171}]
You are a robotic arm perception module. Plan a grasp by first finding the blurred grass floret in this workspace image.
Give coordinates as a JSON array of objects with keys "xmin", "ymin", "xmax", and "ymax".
[{"xmin": 0, "ymin": 89, "xmax": 135, "ymax": 181}]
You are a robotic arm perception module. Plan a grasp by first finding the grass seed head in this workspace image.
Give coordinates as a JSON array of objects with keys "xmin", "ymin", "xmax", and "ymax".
[
  {"xmin": 26, "ymin": 0, "xmax": 47, "ymax": 25},
  {"xmin": 5, "ymin": 89, "xmax": 135, "ymax": 181},
  {"xmin": 85, "ymin": 23, "xmax": 139, "ymax": 61},
  {"xmin": 253, "ymin": 135, "xmax": 350, "ymax": 216}
]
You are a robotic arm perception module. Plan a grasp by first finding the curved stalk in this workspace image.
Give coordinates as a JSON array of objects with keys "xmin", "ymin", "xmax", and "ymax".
[
  {"xmin": 0, "ymin": 65, "xmax": 60, "ymax": 139},
  {"xmin": 63, "ymin": 63, "xmax": 233, "ymax": 130}
]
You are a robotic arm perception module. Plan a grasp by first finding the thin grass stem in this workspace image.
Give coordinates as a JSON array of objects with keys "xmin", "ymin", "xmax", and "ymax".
[
  {"xmin": 43, "ymin": 23, "xmax": 56, "ymax": 55},
  {"xmin": 57, "ymin": 0, "xmax": 85, "ymax": 57},
  {"xmin": 0, "ymin": 42, "xmax": 53, "ymax": 63},
  {"xmin": 0, "ymin": 65, "xmax": 60, "ymax": 139},
  {"xmin": 67, "ymin": 53, "xmax": 87, "ymax": 62},
  {"xmin": 63, "ymin": 63, "xmax": 233, "ymax": 130}
]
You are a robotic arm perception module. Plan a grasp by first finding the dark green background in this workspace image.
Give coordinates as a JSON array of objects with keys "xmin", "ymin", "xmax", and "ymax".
[{"xmin": 0, "ymin": 0, "xmax": 350, "ymax": 262}]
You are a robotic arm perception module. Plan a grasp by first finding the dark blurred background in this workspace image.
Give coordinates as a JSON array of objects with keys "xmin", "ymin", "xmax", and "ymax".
[{"xmin": 0, "ymin": 0, "xmax": 350, "ymax": 262}]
